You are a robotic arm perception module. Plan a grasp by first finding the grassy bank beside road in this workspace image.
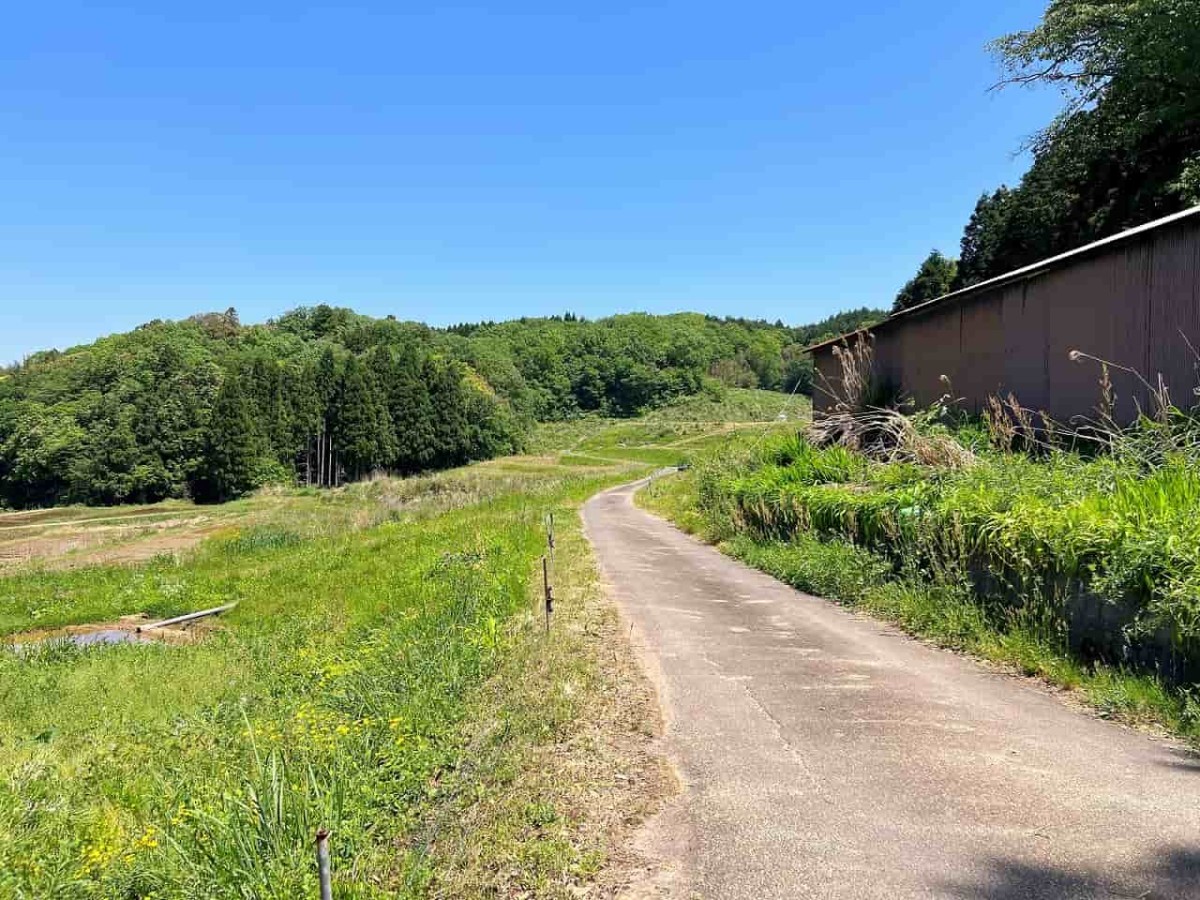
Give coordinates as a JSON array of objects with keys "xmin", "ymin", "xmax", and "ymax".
[{"xmin": 639, "ymin": 432, "xmax": 1200, "ymax": 747}]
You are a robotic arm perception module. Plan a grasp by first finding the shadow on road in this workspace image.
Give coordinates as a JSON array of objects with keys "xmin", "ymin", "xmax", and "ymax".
[
  {"xmin": 1157, "ymin": 754, "xmax": 1200, "ymax": 775},
  {"xmin": 939, "ymin": 846, "xmax": 1200, "ymax": 899}
]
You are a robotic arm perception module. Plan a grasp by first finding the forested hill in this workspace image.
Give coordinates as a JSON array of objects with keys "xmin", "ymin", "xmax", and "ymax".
[{"xmin": 0, "ymin": 305, "xmax": 880, "ymax": 509}]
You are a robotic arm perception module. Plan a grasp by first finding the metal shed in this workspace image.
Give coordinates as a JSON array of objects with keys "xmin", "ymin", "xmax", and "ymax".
[{"xmin": 808, "ymin": 205, "xmax": 1200, "ymax": 424}]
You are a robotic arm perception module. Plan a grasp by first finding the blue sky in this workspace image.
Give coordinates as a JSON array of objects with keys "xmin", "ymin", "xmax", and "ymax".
[{"xmin": 1, "ymin": 2, "xmax": 1062, "ymax": 362}]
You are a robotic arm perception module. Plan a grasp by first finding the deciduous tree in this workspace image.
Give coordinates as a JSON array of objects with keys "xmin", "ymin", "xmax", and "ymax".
[{"xmin": 894, "ymin": 251, "xmax": 958, "ymax": 311}]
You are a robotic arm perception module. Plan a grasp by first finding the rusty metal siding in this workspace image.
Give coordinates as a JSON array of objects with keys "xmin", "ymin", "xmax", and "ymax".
[
  {"xmin": 812, "ymin": 350, "xmax": 838, "ymax": 413},
  {"xmin": 812, "ymin": 214, "xmax": 1200, "ymax": 424},
  {"xmin": 906, "ymin": 301, "xmax": 960, "ymax": 401},
  {"xmin": 956, "ymin": 288, "xmax": 1006, "ymax": 411},
  {"xmin": 1027, "ymin": 244, "xmax": 1154, "ymax": 421},
  {"xmin": 998, "ymin": 281, "xmax": 1045, "ymax": 410},
  {"xmin": 1146, "ymin": 224, "xmax": 1200, "ymax": 411}
]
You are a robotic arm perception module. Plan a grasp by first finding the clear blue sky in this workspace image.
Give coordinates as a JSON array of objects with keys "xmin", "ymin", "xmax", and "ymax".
[{"xmin": 1, "ymin": 2, "xmax": 1062, "ymax": 363}]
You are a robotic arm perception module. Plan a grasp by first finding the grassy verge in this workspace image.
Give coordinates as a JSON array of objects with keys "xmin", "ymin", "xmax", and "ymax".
[
  {"xmin": 0, "ymin": 390, "xmax": 816, "ymax": 898},
  {"xmin": 526, "ymin": 387, "xmax": 805, "ymax": 464},
  {"xmin": 417, "ymin": 496, "xmax": 670, "ymax": 897},
  {"xmin": 639, "ymin": 468, "xmax": 1200, "ymax": 746},
  {"xmin": 0, "ymin": 455, "xmax": 666, "ymax": 898}
]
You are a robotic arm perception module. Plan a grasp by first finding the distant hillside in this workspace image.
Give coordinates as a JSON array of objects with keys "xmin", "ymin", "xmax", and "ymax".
[{"xmin": 0, "ymin": 305, "xmax": 883, "ymax": 508}]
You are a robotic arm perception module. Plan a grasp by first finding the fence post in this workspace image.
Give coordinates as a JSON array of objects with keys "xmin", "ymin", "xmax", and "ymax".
[
  {"xmin": 542, "ymin": 555, "xmax": 553, "ymax": 633},
  {"xmin": 316, "ymin": 829, "xmax": 332, "ymax": 900}
]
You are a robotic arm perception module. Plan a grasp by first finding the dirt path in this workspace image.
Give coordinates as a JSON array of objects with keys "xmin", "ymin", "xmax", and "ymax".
[{"xmin": 583, "ymin": 480, "xmax": 1200, "ymax": 900}]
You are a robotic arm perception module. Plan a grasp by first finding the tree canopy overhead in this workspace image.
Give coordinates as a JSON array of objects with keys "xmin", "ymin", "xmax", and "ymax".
[{"xmin": 951, "ymin": 0, "xmax": 1200, "ymax": 289}]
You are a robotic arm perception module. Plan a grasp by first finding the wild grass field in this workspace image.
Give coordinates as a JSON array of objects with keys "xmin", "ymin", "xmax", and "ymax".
[
  {"xmin": 0, "ymin": 388, "xmax": 793, "ymax": 899},
  {"xmin": 527, "ymin": 387, "xmax": 807, "ymax": 463}
]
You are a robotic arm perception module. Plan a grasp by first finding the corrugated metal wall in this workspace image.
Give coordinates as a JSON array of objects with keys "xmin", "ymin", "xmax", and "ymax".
[{"xmin": 813, "ymin": 215, "xmax": 1200, "ymax": 424}]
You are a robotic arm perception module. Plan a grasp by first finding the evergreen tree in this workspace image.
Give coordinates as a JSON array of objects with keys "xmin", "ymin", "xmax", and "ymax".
[
  {"xmin": 246, "ymin": 354, "xmax": 289, "ymax": 459},
  {"xmin": 386, "ymin": 348, "xmax": 438, "ymax": 474},
  {"xmin": 190, "ymin": 373, "xmax": 261, "ymax": 503},
  {"xmin": 330, "ymin": 356, "xmax": 394, "ymax": 481},
  {"xmin": 313, "ymin": 347, "xmax": 341, "ymax": 486},
  {"xmin": 424, "ymin": 356, "xmax": 470, "ymax": 468},
  {"xmin": 284, "ymin": 363, "xmax": 322, "ymax": 485},
  {"xmin": 955, "ymin": 190, "xmax": 1016, "ymax": 288},
  {"xmin": 314, "ymin": 346, "xmax": 340, "ymax": 412}
]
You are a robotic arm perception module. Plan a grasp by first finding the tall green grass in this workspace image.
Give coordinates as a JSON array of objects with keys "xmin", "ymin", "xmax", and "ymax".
[
  {"xmin": 525, "ymin": 388, "xmax": 806, "ymax": 457},
  {"xmin": 0, "ymin": 467, "xmax": 633, "ymax": 898},
  {"xmin": 701, "ymin": 433, "xmax": 1200, "ymax": 653}
]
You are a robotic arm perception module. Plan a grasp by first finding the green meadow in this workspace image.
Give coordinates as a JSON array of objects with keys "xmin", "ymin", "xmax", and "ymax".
[{"xmin": 0, "ymin": 391, "xmax": 791, "ymax": 899}]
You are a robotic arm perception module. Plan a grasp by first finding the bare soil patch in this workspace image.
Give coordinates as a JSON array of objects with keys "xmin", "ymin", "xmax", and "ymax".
[{"xmin": 0, "ymin": 514, "xmax": 222, "ymax": 570}]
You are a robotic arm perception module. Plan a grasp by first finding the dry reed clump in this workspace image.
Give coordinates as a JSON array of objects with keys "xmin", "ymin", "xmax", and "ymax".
[
  {"xmin": 809, "ymin": 407, "xmax": 975, "ymax": 469},
  {"xmin": 980, "ymin": 345, "xmax": 1200, "ymax": 467},
  {"xmin": 822, "ymin": 332, "xmax": 878, "ymax": 414},
  {"xmin": 1066, "ymin": 348, "xmax": 1200, "ymax": 468},
  {"xmin": 812, "ymin": 332, "xmax": 974, "ymax": 470},
  {"xmin": 981, "ymin": 393, "xmax": 1060, "ymax": 454}
]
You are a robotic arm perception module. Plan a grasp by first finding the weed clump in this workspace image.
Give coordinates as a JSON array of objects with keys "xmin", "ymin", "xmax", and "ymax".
[
  {"xmin": 811, "ymin": 333, "xmax": 973, "ymax": 469},
  {"xmin": 699, "ymin": 431, "xmax": 1200, "ymax": 666}
]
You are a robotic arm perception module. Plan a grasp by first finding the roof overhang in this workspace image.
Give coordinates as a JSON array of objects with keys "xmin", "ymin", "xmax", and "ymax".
[{"xmin": 804, "ymin": 203, "xmax": 1200, "ymax": 354}]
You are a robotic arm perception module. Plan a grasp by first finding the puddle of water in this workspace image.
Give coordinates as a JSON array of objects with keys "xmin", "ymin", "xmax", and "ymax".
[
  {"xmin": 8, "ymin": 610, "xmax": 222, "ymax": 655},
  {"xmin": 69, "ymin": 629, "xmax": 148, "ymax": 647},
  {"xmin": 8, "ymin": 628, "xmax": 155, "ymax": 655}
]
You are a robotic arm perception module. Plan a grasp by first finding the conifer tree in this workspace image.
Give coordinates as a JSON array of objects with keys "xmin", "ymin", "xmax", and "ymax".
[
  {"xmin": 330, "ymin": 355, "xmax": 394, "ymax": 481},
  {"xmin": 190, "ymin": 373, "xmax": 261, "ymax": 503},
  {"xmin": 314, "ymin": 347, "xmax": 340, "ymax": 486},
  {"xmin": 246, "ymin": 354, "xmax": 289, "ymax": 458},
  {"xmin": 387, "ymin": 348, "xmax": 439, "ymax": 473},
  {"xmin": 284, "ymin": 363, "xmax": 322, "ymax": 485},
  {"xmin": 424, "ymin": 356, "xmax": 470, "ymax": 468},
  {"xmin": 893, "ymin": 250, "xmax": 958, "ymax": 311}
]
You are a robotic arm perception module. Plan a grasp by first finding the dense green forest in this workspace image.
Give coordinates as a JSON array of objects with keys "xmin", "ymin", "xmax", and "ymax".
[
  {"xmin": 0, "ymin": 305, "xmax": 880, "ymax": 508},
  {"xmin": 895, "ymin": 0, "xmax": 1200, "ymax": 310}
]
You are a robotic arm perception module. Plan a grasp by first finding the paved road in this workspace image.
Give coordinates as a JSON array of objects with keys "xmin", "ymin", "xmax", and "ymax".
[{"xmin": 583, "ymin": 480, "xmax": 1200, "ymax": 900}]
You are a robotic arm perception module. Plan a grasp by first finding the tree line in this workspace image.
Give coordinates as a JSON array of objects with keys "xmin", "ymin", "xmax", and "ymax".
[
  {"xmin": 0, "ymin": 305, "xmax": 882, "ymax": 508},
  {"xmin": 189, "ymin": 343, "xmax": 518, "ymax": 503},
  {"xmin": 894, "ymin": 0, "xmax": 1200, "ymax": 312}
]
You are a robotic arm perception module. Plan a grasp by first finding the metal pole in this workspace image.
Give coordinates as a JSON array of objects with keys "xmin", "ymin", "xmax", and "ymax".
[
  {"xmin": 316, "ymin": 828, "xmax": 332, "ymax": 900},
  {"xmin": 542, "ymin": 555, "xmax": 553, "ymax": 634},
  {"xmin": 137, "ymin": 602, "xmax": 239, "ymax": 632}
]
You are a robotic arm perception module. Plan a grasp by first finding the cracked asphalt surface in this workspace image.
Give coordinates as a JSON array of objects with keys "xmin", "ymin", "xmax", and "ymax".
[{"xmin": 583, "ymin": 480, "xmax": 1200, "ymax": 900}]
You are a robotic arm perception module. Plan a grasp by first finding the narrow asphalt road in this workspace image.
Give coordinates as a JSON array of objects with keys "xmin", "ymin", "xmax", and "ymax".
[{"xmin": 583, "ymin": 480, "xmax": 1200, "ymax": 900}]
